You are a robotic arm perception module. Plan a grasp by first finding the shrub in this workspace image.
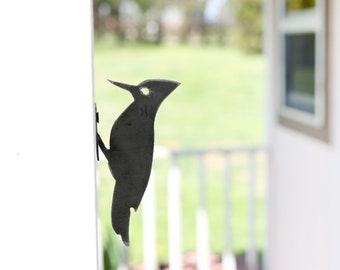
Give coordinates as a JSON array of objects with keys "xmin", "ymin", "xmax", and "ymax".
[{"xmin": 231, "ymin": 0, "xmax": 263, "ymax": 53}]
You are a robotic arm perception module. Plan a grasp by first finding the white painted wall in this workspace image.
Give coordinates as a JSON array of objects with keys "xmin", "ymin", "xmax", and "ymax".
[
  {"xmin": 266, "ymin": 1, "xmax": 340, "ymax": 270},
  {"xmin": 0, "ymin": 1, "xmax": 98, "ymax": 270}
]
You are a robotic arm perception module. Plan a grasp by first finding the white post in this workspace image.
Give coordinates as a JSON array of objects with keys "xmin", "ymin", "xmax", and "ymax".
[
  {"xmin": 142, "ymin": 170, "xmax": 157, "ymax": 270},
  {"xmin": 246, "ymin": 151, "xmax": 258, "ymax": 270},
  {"xmin": 118, "ymin": 244, "xmax": 129, "ymax": 270},
  {"xmin": 168, "ymin": 156, "xmax": 182, "ymax": 270},
  {"xmin": 196, "ymin": 209, "xmax": 210, "ymax": 270},
  {"xmin": 196, "ymin": 155, "xmax": 210, "ymax": 270},
  {"xmin": 0, "ymin": 1, "xmax": 98, "ymax": 269},
  {"xmin": 222, "ymin": 155, "xmax": 237, "ymax": 270}
]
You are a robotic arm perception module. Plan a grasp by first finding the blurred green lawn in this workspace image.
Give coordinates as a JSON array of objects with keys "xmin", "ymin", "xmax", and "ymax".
[{"xmin": 94, "ymin": 37, "xmax": 265, "ymax": 265}]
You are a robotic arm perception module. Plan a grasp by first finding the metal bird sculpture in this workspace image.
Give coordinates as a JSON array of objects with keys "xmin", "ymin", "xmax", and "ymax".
[{"xmin": 97, "ymin": 79, "xmax": 180, "ymax": 245}]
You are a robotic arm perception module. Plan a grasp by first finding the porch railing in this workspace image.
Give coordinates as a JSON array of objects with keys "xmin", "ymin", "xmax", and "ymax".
[{"xmin": 120, "ymin": 145, "xmax": 268, "ymax": 270}]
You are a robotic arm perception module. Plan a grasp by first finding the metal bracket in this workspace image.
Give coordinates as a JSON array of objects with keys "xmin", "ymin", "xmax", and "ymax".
[{"xmin": 95, "ymin": 103, "xmax": 99, "ymax": 161}]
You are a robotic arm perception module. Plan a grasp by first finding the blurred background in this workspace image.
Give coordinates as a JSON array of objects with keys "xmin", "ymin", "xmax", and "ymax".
[
  {"xmin": 93, "ymin": 0, "xmax": 262, "ymax": 51},
  {"xmin": 93, "ymin": 0, "xmax": 266, "ymax": 269}
]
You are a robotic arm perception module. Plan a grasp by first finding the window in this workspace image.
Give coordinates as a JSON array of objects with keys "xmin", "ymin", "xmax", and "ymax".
[{"xmin": 277, "ymin": 0, "xmax": 327, "ymax": 139}]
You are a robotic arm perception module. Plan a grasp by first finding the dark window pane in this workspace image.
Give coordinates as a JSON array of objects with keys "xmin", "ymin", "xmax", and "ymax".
[
  {"xmin": 286, "ymin": 0, "xmax": 315, "ymax": 12},
  {"xmin": 285, "ymin": 33, "xmax": 315, "ymax": 114}
]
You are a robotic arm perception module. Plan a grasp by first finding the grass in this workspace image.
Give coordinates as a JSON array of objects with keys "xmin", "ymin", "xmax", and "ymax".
[{"xmin": 94, "ymin": 37, "xmax": 266, "ymax": 265}]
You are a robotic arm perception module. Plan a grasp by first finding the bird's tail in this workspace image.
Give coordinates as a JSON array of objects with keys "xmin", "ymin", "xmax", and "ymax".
[
  {"xmin": 111, "ymin": 182, "xmax": 132, "ymax": 246},
  {"xmin": 97, "ymin": 133, "xmax": 110, "ymax": 160}
]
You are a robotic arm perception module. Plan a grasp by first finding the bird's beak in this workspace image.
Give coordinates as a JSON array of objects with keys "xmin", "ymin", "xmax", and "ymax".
[
  {"xmin": 108, "ymin": 80, "xmax": 135, "ymax": 92},
  {"xmin": 160, "ymin": 80, "xmax": 181, "ymax": 97},
  {"xmin": 166, "ymin": 81, "xmax": 181, "ymax": 92}
]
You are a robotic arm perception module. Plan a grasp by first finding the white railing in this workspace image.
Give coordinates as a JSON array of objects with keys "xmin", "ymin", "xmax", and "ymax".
[{"xmin": 124, "ymin": 146, "xmax": 267, "ymax": 270}]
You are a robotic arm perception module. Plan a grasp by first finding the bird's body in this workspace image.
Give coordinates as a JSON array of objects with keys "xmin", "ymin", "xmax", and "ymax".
[{"xmin": 98, "ymin": 79, "xmax": 180, "ymax": 245}]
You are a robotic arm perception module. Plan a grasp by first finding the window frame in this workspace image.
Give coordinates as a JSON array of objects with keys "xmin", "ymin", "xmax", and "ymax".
[{"xmin": 276, "ymin": 0, "xmax": 327, "ymax": 137}]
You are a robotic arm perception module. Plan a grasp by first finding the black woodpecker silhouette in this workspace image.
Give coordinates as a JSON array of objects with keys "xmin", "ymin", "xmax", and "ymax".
[{"xmin": 97, "ymin": 79, "xmax": 180, "ymax": 245}]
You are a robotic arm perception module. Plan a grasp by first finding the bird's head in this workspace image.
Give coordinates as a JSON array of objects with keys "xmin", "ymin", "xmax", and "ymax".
[{"xmin": 108, "ymin": 79, "xmax": 180, "ymax": 108}]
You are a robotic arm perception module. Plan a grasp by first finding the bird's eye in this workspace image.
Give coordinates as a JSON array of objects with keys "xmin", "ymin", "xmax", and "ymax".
[{"xmin": 140, "ymin": 87, "xmax": 150, "ymax": 96}]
